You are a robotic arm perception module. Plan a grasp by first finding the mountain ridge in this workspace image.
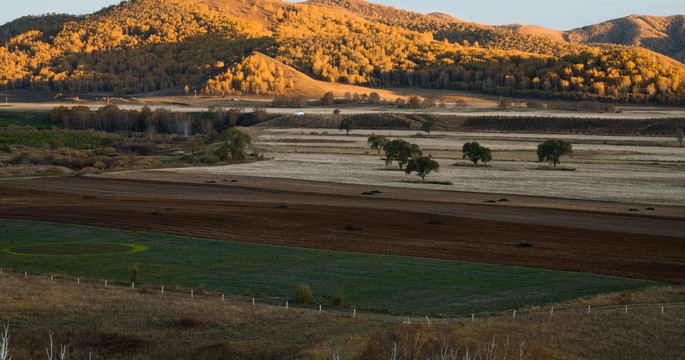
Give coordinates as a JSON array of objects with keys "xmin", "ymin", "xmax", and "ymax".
[
  {"xmin": 0, "ymin": 0, "xmax": 684, "ymax": 104},
  {"xmin": 565, "ymin": 14, "xmax": 685, "ymax": 63}
]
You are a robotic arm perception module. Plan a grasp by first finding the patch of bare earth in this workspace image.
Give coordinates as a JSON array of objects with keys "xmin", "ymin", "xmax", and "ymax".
[{"xmin": 1, "ymin": 174, "xmax": 683, "ymax": 284}]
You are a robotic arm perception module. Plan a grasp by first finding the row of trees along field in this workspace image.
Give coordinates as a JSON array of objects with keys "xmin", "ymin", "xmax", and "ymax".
[
  {"xmin": 367, "ymin": 132, "xmax": 574, "ymax": 180},
  {"xmin": 49, "ymin": 105, "xmax": 251, "ymax": 136},
  {"xmin": 1, "ymin": 0, "xmax": 685, "ymax": 103}
]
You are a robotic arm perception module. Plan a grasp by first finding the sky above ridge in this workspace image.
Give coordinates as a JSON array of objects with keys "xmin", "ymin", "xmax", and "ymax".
[{"xmin": 1, "ymin": 0, "xmax": 683, "ymax": 30}]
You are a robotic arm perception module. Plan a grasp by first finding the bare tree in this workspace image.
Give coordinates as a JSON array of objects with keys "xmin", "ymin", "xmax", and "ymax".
[
  {"xmin": 45, "ymin": 330, "xmax": 66, "ymax": 360},
  {"xmin": 677, "ymin": 128, "xmax": 683, "ymax": 147},
  {"xmin": 0, "ymin": 322, "xmax": 10, "ymax": 360}
]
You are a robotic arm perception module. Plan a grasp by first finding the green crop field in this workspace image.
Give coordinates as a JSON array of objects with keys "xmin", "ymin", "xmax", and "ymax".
[
  {"xmin": 0, "ymin": 219, "xmax": 658, "ymax": 316},
  {"xmin": 0, "ymin": 110, "xmax": 54, "ymax": 129}
]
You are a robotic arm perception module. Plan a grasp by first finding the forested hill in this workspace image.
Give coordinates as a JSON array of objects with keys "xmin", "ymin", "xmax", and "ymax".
[
  {"xmin": 1, "ymin": 0, "xmax": 685, "ymax": 104},
  {"xmin": 0, "ymin": 14, "xmax": 81, "ymax": 44},
  {"xmin": 565, "ymin": 14, "xmax": 685, "ymax": 64}
]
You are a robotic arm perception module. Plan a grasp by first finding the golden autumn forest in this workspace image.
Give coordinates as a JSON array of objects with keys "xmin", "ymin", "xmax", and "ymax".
[{"xmin": 1, "ymin": 0, "xmax": 685, "ymax": 104}]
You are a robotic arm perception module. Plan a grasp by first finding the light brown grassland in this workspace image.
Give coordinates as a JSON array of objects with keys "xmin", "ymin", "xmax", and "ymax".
[{"xmin": 1, "ymin": 271, "xmax": 683, "ymax": 359}]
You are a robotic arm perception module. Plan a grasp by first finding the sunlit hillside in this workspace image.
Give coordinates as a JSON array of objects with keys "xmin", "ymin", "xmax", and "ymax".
[
  {"xmin": 0, "ymin": 0, "xmax": 684, "ymax": 104},
  {"xmin": 565, "ymin": 14, "xmax": 685, "ymax": 64}
]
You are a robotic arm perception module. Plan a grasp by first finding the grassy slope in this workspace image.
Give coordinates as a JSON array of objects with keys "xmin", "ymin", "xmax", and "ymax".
[
  {"xmin": 0, "ymin": 271, "xmax": 375, "ymax": 360},
  {"xmin": 0, "ymin": 219, "xmax": 657, "ymax": 316}
]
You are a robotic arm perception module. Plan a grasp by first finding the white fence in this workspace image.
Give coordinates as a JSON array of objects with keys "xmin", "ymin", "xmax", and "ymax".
[{"xmin": 1, "ymin": 267, "xmax": 683, "ymax": 323}]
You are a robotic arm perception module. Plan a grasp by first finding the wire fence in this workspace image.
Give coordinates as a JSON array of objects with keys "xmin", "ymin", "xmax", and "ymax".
[{"xmin": 1, "ymin": 267, "xmax": 683, "ymax": 324}]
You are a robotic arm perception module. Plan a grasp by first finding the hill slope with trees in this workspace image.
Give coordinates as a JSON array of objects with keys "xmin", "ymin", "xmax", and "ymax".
[
  {"xmin": 565, "ymin": 14, "xmax": 685, "ymax": 64},
  {"xmin": 1, "ymin": 0, "xmax": 684, "ymax": 104}
]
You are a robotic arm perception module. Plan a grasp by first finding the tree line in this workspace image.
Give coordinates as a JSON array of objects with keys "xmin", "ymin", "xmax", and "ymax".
[
  {"xmin": 366, "ymin": 132, "xmax": 574, "ymax": 181},
  {"xmin": 49, "ymin": 105, "xmax": 252, "ymax": 136}
]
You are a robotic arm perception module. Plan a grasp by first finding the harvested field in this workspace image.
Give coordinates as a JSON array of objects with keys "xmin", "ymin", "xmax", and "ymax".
[
  {"xmin": 1, "ymin": 174, "xmax": 683, "ymax": 285},
  {"xmin": 241, "ymin": 129, "xmax": 685, "ymax": 205}
]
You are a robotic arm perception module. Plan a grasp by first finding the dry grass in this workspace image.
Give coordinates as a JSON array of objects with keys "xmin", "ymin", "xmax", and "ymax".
[
  {"xmin": 0, "ymin": 272, "xmax": 375, "ymax": 359},
  {"xmin": 1, "ymin": 270, "xmax": 683, "ymax": 359},
  {"xmin": 434, "ymin": 305, "xmax": 685, "ymax": 360},
  {"xmin": 352, "ymin": 286, "xmax": 685, "ymax": 359}
]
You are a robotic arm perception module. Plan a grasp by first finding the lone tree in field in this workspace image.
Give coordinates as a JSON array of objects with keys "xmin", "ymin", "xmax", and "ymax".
[
  {"xmin": 338, "ymin": 118, "xmax": 354, "ymax": 135},
  {"xmin": 216, "ymin": 128, "xmax": 251, "ymax": 161},
  {"xmin": 421, "ymin": 121, "xmax": 436, "ymax": 134},
  {"xmin": 462, "ymin": 142, "xmax": 492, "ymax": 165},
  {"xmin": 383, "ymin": 139, "xmax": 422, "ymax": 169},
  {"xmin": 537, "ymin": 139, "xmax": 572, "ymax": 168},
  {"xmin": 677, "ymin": 128, "xmax": 684, "ymax": 147},
  {"xmin": 367, "ymin": 134, "xmax": 389, "ymax": 154},
  {"xmin": 405, "ymin": 156, "xmax": 440, "ymax": 181},
  {"xmin": 321, "ymin": 91, "xmax": 334, "ymax": 106}
]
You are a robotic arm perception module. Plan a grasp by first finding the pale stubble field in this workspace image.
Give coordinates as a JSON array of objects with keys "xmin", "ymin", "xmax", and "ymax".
[{"xmin": 166, "ymin": 129, "xmax": 685, "ymax": 206}]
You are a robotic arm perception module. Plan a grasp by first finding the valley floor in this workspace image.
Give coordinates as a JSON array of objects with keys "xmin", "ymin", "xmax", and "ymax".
[{"xmin": 1, "ymin": 172, "xmax": 683, "ymax": 284}]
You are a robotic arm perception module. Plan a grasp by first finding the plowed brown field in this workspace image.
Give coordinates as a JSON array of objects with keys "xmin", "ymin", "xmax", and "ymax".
[{"xmin": 1, "ymin": 172, "xmax": 683, "ymax": 284}]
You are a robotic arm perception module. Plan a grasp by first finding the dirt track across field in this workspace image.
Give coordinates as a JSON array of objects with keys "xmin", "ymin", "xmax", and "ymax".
[{"xmin": 1, "ymin": 172, "xmax": 683, "ymax": 284}]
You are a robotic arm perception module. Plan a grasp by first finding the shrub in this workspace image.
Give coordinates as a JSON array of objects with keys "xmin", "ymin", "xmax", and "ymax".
[
  {"xmin": 133, "ymin": 158, "xmax": 162, "ymax": 168},
  {"xmin": 45, "ymin": 166, "xmax": 71, "ymax": 175},
  {"xmin": 204, "ymin": 154, "xmax": 220, "ymax": 164},
  {"xmin": 527, "ymin": 100, "xmax": 543, "ymax": 108},
  {"xmin": 330, "ymin": 292, "xmax": 344, "ymax": 307},
  {"xmin": 294, "ymin": 283, "xmax": 314, "ymax": 304},
  {"xmin": 129, "ymin": 263, "xmax": 139, "ymax": 284},
  {"xmin": 109, "ymin": 156, "xmax": 132, "ymax": 169},
  {"xmin": 92, "ymin": 161, "xmax": 107, "ymax": 170}
]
